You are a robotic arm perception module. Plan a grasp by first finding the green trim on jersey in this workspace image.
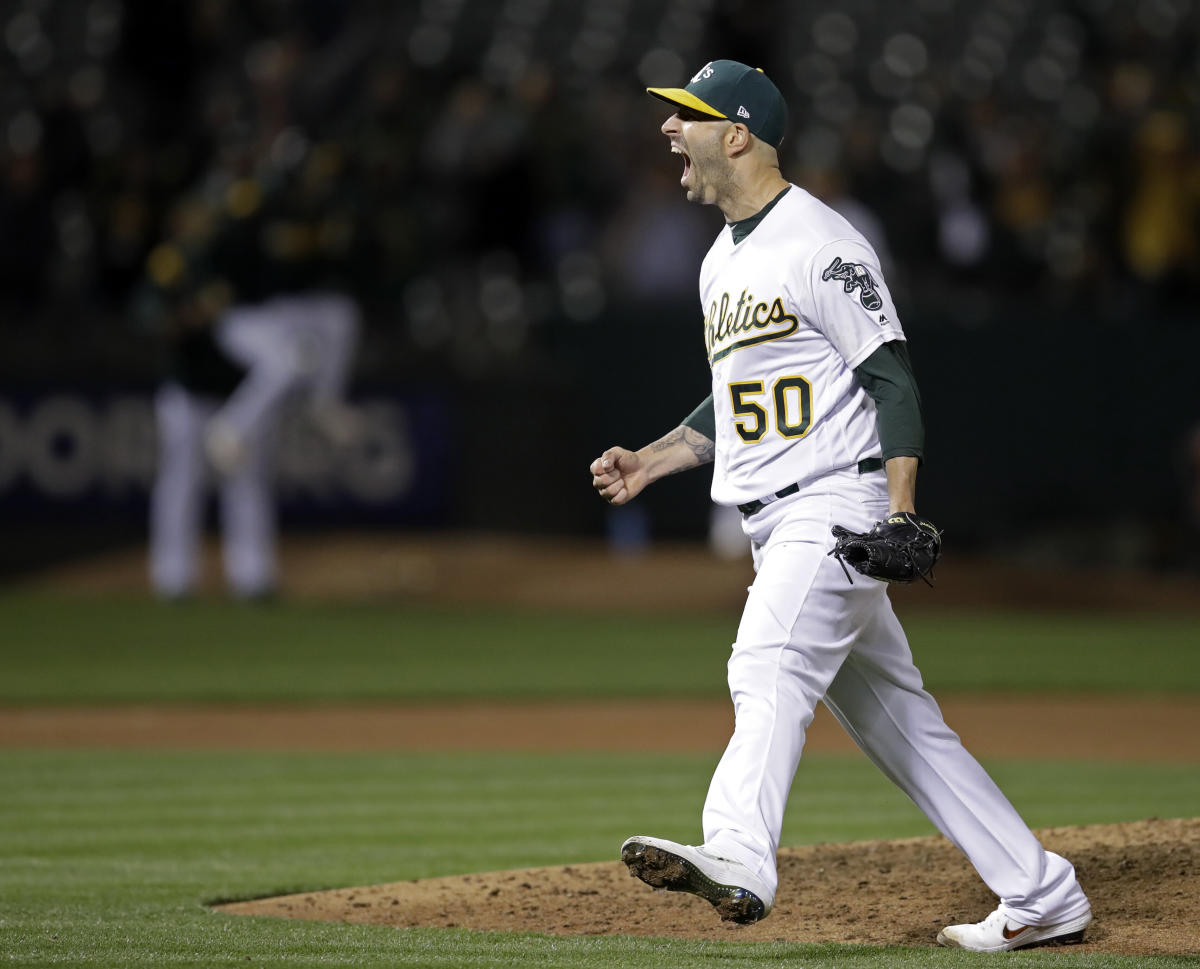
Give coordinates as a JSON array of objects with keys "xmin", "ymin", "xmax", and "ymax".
[
  {"xmin": 682, "ymin": 394, "xmax": 716, "ymax": 441},
  {"xmin": 728, "ymin": 186, "xmax": 792, "ymax": 244},
  {"xmin": 854, "ymin": 340, "xmax": 925, "ymax": 463}
]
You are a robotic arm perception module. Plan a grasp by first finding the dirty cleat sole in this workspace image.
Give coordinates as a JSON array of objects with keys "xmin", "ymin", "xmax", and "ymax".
[{"xmin": 620, "ymin": 839, "xmax": 766, "ymax": 924}]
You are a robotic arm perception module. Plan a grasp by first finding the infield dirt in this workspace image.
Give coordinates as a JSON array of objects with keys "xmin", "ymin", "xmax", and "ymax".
[{"xmin": 218, "ymin": 818, "xmax": 1198, "ymax": 955}]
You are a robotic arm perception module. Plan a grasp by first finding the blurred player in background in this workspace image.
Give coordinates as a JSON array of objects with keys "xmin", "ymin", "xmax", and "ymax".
[{"xmin": 139, "ymin": 135, "xmax": 364, "ymax": 599}]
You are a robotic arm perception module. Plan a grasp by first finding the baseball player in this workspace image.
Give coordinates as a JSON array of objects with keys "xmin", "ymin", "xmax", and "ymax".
[
  {"xmin": 203, "ymin": 142, "xmax": 365, "ymax": 478},
  {"xmin": 144, "ymin": 140, "xmax": 362, "ymax": 600},
  {"xmin": 590, "ymin": 60, "xmax": 1092, "ymax": 951}
]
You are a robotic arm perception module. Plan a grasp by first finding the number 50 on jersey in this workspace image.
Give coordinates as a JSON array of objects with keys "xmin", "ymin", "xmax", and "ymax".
[{"xmin": 729, "ymin": 376, "xmax": 813, "ymax": 443}]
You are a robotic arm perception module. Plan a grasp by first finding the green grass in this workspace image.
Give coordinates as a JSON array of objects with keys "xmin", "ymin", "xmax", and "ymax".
[
  {"xmin": 1, "ymin": 749, "xmax": 1197, "ymax": 969},
  {"xmin": 1, "ymin": 594, "xmax": 1198, "ymax": 702},
  {"xmin": 1, "ymin": 591, "xmax": 1197, "ymax": 966}
]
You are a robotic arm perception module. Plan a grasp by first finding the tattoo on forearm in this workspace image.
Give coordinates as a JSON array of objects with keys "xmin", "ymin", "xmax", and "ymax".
[
  {"xmin": 647, "ymin": 430, "xmax": 681, "ymax": 454},
  {"xmin": 648, "ymin": 425, "xmax": 715, "ymax": 473},
  {"xmin": 681, "ymin": 426, "xmax": 715, "ymax": 463}
]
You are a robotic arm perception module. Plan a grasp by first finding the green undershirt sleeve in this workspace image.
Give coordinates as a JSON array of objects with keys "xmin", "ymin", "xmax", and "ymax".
[
  {"xmin": 682, "ymin": 394, "xmax": 716, "ymax": 441},
  {"xmin": 854, "ymin": 340, "xmax": 925, "ymax": 464}
]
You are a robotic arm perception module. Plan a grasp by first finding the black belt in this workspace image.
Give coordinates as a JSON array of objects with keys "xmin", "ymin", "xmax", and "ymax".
[{"xmin": 737, "ymin": 457, "xmax": 884, "ymax": 516}]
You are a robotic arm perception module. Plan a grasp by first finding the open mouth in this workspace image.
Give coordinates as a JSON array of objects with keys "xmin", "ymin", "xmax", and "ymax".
[{"xmin": 671, "ymin": 144, "xmax": 691, "ymax": 182}]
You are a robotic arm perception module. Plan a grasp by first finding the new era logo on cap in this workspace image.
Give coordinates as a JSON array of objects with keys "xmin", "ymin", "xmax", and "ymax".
[{"xmin": 646, "ymin": 59, "xmax": 788, "ymax": 148}]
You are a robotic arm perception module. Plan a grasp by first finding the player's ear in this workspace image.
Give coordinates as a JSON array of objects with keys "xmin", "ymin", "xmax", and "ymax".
[{"xmin": 724, "ymin": 122, "xmax": 752, "ymax": 156}]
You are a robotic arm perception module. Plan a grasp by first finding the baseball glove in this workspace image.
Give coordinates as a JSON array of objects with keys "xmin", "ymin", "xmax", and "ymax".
[{"xmin": 829, "ymin": 512, "xmax": 943, "ymax": 585}]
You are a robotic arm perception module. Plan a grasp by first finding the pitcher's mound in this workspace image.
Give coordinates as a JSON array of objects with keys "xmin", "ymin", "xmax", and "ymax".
[{"xmin": 216, "ymin": 818, "xmax": 1198, "ymax": 955}]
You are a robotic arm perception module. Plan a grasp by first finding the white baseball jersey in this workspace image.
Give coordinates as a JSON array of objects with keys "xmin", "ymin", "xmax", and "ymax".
[{"xmin": 701, "ymin": 184, "xmax": 905, "ymax": 506}]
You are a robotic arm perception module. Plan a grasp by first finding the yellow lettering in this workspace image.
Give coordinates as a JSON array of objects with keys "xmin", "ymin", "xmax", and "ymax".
[{"xmin": 705, "ymin": 291, "xmax": 801, "ymax": 363}]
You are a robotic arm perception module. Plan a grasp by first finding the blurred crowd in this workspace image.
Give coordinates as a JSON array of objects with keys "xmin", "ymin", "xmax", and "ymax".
[{"xmin": 0, "ymin": 0, "xmax": 1198, "ymax": 381}]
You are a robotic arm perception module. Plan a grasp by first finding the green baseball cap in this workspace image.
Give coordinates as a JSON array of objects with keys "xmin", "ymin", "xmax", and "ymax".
[{"xmin": 647, "ymin": 59, "xmax": 788, "ymax": 148}]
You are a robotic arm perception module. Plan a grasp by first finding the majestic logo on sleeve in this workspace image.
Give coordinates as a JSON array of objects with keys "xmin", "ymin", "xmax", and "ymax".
[
  {"xmin": 704, "ymin": 290, "xmax": 799, "ymax": 364},
  {"xmin": 821, "ymin": 256, "xmax": 883, "ymax": 312}
]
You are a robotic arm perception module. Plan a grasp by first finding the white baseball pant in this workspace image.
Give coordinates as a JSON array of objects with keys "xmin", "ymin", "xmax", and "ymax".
[
  {"xmin": 213, "ymin": 292, "xmax": 360, "ymax": 447},
  {"xmin": 700, "ymin": 466, "xmax": 1091, "ymax": 926},
  {"xmin": 149, "ymin": 382, "xmax": 277, "ymax": 598}
]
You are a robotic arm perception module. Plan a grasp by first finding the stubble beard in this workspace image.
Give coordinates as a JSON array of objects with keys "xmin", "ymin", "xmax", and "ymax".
[{"xmin": 685, "ymin": 144, "xmax": 734, "ymax": 208}]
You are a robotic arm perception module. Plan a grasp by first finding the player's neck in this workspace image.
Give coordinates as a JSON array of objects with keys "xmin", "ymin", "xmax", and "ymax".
[{"xmin": 719, "ymin": 170, "xmax": 791, "ymax": 223}]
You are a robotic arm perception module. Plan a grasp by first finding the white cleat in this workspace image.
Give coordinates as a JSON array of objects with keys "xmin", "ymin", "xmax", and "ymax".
[
  {"xmin": 619, "ymin": 835, "xmax": 773, "ymax": 924},
  {"xmin": 936, "ymin": 905, "xmax": 1092, "ymax": 952}
]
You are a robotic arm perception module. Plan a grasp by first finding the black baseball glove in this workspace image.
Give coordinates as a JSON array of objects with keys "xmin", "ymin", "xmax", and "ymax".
[{"xmin": 829, "ymin": 512, "xmax": 943, "ymax": 585}]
